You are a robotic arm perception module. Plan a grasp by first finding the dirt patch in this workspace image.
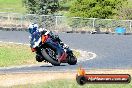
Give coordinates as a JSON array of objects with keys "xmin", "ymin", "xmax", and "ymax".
[
  {"xmin": 0, "ymin": 69, "xmax": 132, "ymax": 87},
  {"xmin": 0, "ymin": 72, "xmax": 75, "ymax": 87}
]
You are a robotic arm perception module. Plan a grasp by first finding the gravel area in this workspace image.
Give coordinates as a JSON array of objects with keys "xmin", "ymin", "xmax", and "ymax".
[{"xmin": 0, "ymin": 69, "xmax": 132, "ymax": 87}]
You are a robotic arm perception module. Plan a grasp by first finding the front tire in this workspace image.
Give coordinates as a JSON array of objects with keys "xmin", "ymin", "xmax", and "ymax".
[
  {"xmin": 67, "ymin": 55, "xmax": 77, "ymax": 65},
  {"xmin": 41, "ymin": 48, "xmax": 60, "ymax": 66},
  {"xmin": 36, "ymin": 55, "xmax": 43, "ymax": 62}
]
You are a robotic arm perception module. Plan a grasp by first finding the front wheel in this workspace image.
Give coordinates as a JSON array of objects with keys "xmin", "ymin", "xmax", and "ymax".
[
  {"xmin": 36, "ymin": 55, "xmax": 44, "ymax": 62},
  {"xmin": 41, "ymin": 48, "xmax": 60, "ymax": 66},
  {"xmin": 67, "ymin": 55, "xmax": 77, "ymax": 65}
]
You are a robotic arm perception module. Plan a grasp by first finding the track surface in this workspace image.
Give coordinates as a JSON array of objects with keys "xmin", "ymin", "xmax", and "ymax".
[{"xmin": 0, "ymin": 31, "xmax": 132, "ymax": 73}]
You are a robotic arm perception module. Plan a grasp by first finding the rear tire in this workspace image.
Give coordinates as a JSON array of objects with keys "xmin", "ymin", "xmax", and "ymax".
[{"xmin": 41, "ymin": 49, "xmax": 60, "ymax": 66}]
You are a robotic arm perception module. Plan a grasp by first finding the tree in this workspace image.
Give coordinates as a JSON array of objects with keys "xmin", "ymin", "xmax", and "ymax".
[
  {"xmin": 68, "ymin": 0, "xmax": 128, "ymax": 19},
  {"xmin": 23, "ymin": 0, "xmax": 59, "ymax": 15}
]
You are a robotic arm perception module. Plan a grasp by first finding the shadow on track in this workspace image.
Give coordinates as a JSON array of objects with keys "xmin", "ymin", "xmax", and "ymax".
[{"xmin": 40, "ymin": 64, "xmax": 66, "ymax": 67}]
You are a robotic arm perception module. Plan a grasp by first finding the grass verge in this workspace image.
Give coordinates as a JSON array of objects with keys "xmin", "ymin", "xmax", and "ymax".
[
  {"xmin": 0, "ymin": 70, "xmax": 131, "ymax": 87},
  {"xmin": 0, "ymin": 0, "xmax": 26, "ymax": 13},
  {"xmin": 0, "ymin": 43, "xmax": 36, "ymax": 67},
  {"xmin": 0, "ymin": 42, "xmax": 80, "ymax": 67}
]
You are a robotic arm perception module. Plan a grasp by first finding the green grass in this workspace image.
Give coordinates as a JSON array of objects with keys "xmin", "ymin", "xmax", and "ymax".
[
  {"xmin": 9, "ymin": 79, "xmax": 132, "ymax": 88},
  {"xmin": 0, "ymin": 0, "xmax": 26, "ymax": 13},
  {"xmin": 0, "ymin": 43, "xmax": 36, "ymax": 67}
]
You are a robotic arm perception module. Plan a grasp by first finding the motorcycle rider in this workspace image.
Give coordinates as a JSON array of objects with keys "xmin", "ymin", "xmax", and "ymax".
[{"xmin": 28, "ymin": 23, "xmax": 67, "ymax": 62}]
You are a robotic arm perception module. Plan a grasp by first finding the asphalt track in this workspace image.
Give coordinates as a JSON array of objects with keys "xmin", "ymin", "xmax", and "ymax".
[{"xmin": 0, "ymin": 31, "xmax": 132, "ymax": 73}]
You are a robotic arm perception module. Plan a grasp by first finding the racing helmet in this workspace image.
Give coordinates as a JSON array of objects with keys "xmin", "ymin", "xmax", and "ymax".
[{"xmin": 28, "ymin": 23, "xmax": 39, "ymax": 34}]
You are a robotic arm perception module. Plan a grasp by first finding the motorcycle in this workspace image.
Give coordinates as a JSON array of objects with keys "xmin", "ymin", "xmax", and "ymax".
[{"xmin": 30, "ymin": 33, "xmax": 77, "ymax": 66}]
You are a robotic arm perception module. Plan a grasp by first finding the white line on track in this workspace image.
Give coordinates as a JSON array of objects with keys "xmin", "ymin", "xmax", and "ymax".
[
  {"xmin": 73, "ymin": 49, "xmax": 97, "ymax": 62},
  {"xmin": 0, "ymin": 41, "xmax": 30, "ymax": 46}
]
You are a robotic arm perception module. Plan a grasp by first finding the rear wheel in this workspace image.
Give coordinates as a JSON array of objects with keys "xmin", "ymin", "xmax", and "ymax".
[{"xmin": 41, "ymin": 48, "xmax": 60, "ymax": 66}]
